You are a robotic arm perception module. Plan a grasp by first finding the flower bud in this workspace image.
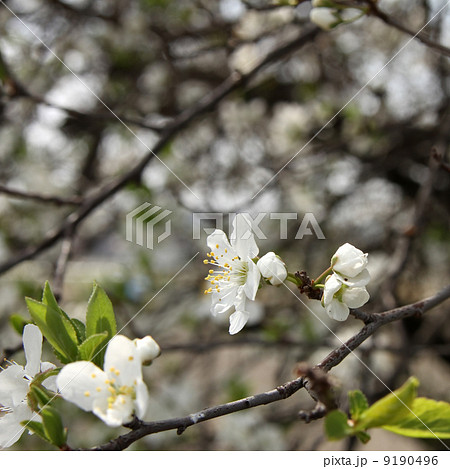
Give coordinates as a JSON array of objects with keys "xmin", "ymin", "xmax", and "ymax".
[
  {"xmin": 331, "ymin": 243, "xmax": 368, "ymax": 278},
  {"xmin": 134, "ymin": 336, "xmax": 161, "ymax": 365},
  {"xmin": 257, "ymin": 252, "xmax": 288, "ymax": 286},
  {"xmin": 310, "ymin": 7, "xmax": 339, "ymax": 30}
]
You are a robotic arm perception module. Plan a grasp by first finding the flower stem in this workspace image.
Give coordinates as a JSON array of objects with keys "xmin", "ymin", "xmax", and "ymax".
[
  {"xmin": 286, "ymin": 272, "xmax": 302, "ymax": 286},
  {"xmin": 313, "ymin": 266, "xmax": 333, "ymax": 286}
]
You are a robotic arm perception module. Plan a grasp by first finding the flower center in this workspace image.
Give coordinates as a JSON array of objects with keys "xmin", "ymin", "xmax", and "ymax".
[{"xmin": 203, "ymin": 249, "xmax": 248, "ymax": 295}]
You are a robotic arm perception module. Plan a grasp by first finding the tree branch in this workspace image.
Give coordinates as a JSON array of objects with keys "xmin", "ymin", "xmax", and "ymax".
[
  {"xmin": 82, "ymin": 284, "xmax": 450, "ymax": 450},
  {"xmin": 0, "ymin": 26, "xmax": 320, "ymax": 276},
  {"xmin": 366, "ymin": 0, "xmax": 450, "ymax": 58}
]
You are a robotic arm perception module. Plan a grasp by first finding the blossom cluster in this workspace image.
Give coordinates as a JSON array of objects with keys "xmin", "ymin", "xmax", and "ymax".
[
  {"xmin": 322, "ymin": 243, "xmax": 370, "ymax": 321},
  {"xmin": 309, "ymin": 0, "xmax": 364, "ymax": 31},
  {"xmin": 204, "ymin": 215, "xmax": 371, "ymax": 333},
  {"xmin": 0, "ymin": 323, "xmax": 160, "ymax": 448}
]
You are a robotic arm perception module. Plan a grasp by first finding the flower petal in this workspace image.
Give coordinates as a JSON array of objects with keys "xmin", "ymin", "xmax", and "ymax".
[
  {"xmin": 326, "ymin": 298, "xmax": 349, "ymax": 321},
  {"xmin": 243, "ymin": 258, "xmax": 261, "ymax": 301},
  {"xmin": 134, "ymin": 378, "xmax": 150, "ymax": 420},
  {"xmin": 23, "ymin": 324, "xmax": 43, "ymax": 378},
  {"xmin": 94, "ymin": 394, "xmax": 134, "ymax": 427},
  {"xmin": 0, "ymin": 403, "xmax": 34, "ymax": 448},
  {"xmin": 335, "ymin": 268, "xmax": 370, "ymax": 287},
  {"xmin": 230, "ymin": 214, "xmax": 259, "ymax": 259},
  {"xmin": 134, "ymin": 336, "xmax": 161, "ymax": 364},
  {"xmin": 332, "ymin": 243, "xmax": 368, "ymax": 278},
  {"xmin": 56, "ymin": 361, "xmax": 108, "ymax": 412},
  {"xmin": 342, "ymin": 287, "xmax": 370, "ymax": 309},
  {"xmin": 211, "ymin": 284, "xmax": 238, "ymax": 315},
  {"xmin": 322, "ymin": 274, "xmax": 342, "ymax": 306},
  {"xmin": 104, "ymin": 336, "xmax": 142, "ymax": 386},
  {"xmin": 0, "ymin": 364, "xmax": 28, "ymax": 408},
  {"xmin": 229, "ymin": 310, "xmax": 250, "ymax": 335},
  {"xmin": 207, "ymin": 229, "xmax": 234, "ymax": 261}
]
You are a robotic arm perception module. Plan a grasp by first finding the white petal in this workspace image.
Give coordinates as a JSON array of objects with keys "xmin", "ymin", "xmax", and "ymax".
[
  {"xmin": 243, "ymin": 258, "xmax": 261, "ymax": 301},
  {"xmin": 230, "ymin": 214, "xmax": 259, "ymax": 259},
  {"xmin": 0, "ymin": 364, "xmax": 28, "ymax": 408},
  {"xmin": 342, "ymin": 287, "xmax": 370, "ymax": 309},
  {"xmin": 23, "ymin": 324, "xmax": 43, "ymax": 378},
  {"xmin": 211, "ymin": 284, "xmax": 238, "ymax": 315},
  {"xmin": 229, "ymin": 310, "xmax": 250, "ymax": 335},
  {"xmin": 56, "ymin": 361, "xmax": 108, "ymax": 412},
  {"xmin": 104, "ymin": 336, "xmax": 142, "ymax": 386},
  {"xmin": 335, "ymin": 268, "xmax": 370, "ymax": 287},
  {"xmin": 326, "ymin": 298, "xmax": 350, "ymax": 321},
  {"xmin": 322, "ymin": 274, "xmax": 342, "ymax": 306},
  {"xmin": 134, "ymin": 336, "xmax": 161, "ymax": 364},
  {"xmin": 332, "ymin": 243, "xmax": 368, "ymax": 278},
  {"xmin": 207, "ymin": 230, "xmax": 234, "ymax": 261},
  {"xmin": 134, "ymin": 378, "xmax": 150, "ymax": 420},
  {"xmin": 94, "ymin": 394, "xmax": 134, "ymax": 427},
  {"xmin": 0, "ymin": 403, "xmax": 34, "ymax": 448}
]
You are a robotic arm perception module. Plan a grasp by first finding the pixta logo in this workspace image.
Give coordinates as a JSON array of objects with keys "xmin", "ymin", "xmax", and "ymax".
[{"xmin": 126, "ymin": 203, "xmax": 172, "ymax": 250}]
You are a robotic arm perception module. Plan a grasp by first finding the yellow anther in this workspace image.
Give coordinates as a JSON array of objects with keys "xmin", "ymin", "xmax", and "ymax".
[
  {"xmin": 96, "ymin": 387, "xmax": 102, "ymax": 392},
  {"xmin": 110, "ymin": 367, "xmax": 115, "ymax": 372},
  {"xmin": 128, "ymin": 356, "xmax": 134, "ymax": 361},
  {"xmin": 115, "ymin": 370, "xmax": 120, "ymax": 376},
  {"xmin": 91, "ymin": 373, "xmax": 97, "ymax": 379},
  {"xmin": 84, "ymin": 391, "xmax": 90, "ymax": 397},
  {"xmin": 207, "ymin": 287, "xmax": 212, "ymax": 293},
  {"xmin": 203, "ymin": 260, "xmax": 209, "ymax": 264},
  {"xmin": 216, "ymin": 244, "xmax": 219, "ymax": 249},
  {"xmin": 108, "ymin": 386, "xmax": 116, "ymax": 394},
  {"xmin": 105, "ymin": 379, "xmax": 110, "ymax": 384},
  {"xmin": 209, "ymin": 270, "xmax": 214, "ymax": 274}
]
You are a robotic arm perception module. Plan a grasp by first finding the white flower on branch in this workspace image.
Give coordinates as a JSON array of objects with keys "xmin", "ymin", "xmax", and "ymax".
[
  {"xmin": 204, "ymin": 213, "xmax": 261, "ymax": 335},
  {"xmin": 257, "ymin": 252, "xmax": 288, "ymax": 286},
  {"xmin": 331, "ymin": 242, "xmax": 371, "ymax": 286},
  {"xmin": 0, "ymin": 325, "xmax": 56, "ymax": 448},
  {"xmin": 56, "ymin": 335, "xmax": 160, "ymax": 427}
]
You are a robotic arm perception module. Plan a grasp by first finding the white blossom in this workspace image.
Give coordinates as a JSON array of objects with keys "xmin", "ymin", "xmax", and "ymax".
[
  {"xmin": 322, "ymin": 273, "xmax": 370, "ymax": 321},
  {"xmin": 331, "ymin": 243, "xmax": 370, "ymax": 286},
  {"xmin": 204, "ymin": 213, "xmax": 261, "ymax": 335},
  {"xmin": 310, "ymin": 7, "xmax": 339, "ymax": 30},
  {"xmin": 0, "ymin": 325, "xmax": 56, "ymax": 448},
  {"xmin": 257, "ymin": 252, "xmax": 287, "ymax": 286},
  {"xmin": 56, "ymin": 335, "xmax": 159, "ymax": 427}
]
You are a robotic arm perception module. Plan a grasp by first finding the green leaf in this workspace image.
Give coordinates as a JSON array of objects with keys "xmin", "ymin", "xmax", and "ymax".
[
  {"xmin": 85, "ymin": 283, "xmax": 116, "ymax": 365},
  {"xmin": 355, "ymin": 377, "xmax": 419, "ymax": 430},
  {"xmin": 71, "ymin": 318, "xmax": 86, "ymax": 344},
  {"xmin": 21, "ymin": 420, "xmax": 51, "ymax": 444},
  {"xmin": 29, "ymin": 384, "xmax": 52, "ymax": 407},
  {"xmin": 9, "ymin": 314, "xmax": 29, "ymax": 335},
  {"xmin": 25, "ymin": 298, "xmax": 78, "ymax": 363},
  {"xmin": 41, "ymin": 407, "xmax": 67, "ymax": 448},
  {"xmin": 78, "ymin": 332, "xmax": 108, "ymax": 365},
  {"xmin": 382, "ymin": 398, "xmax": 450, "ymax": 439},
  {"xmin": 349, "ymin": 390, "xmax": 369, "ymax": 421},
  {"xmin": 42, "ymin": 281, "xmax": 83, "ymax": 344},
  {"xmin": 325, "ymin": 410, "xmax": 352, "ymax": 440}
]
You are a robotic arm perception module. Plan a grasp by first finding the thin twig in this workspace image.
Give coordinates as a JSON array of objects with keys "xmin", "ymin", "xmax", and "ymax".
[
  {"xmin": 0, "ymin": 185, "xmax": 82, "ymax": 206},
  {"xmin": 366, "ymin": 0, "xmax": 450, "ymax": 58}
]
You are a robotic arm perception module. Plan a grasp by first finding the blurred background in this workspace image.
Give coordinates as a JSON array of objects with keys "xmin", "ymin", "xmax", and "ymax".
[{"xmin": 0, "ymin": 0, "xmax": 449, "ymax": 450}]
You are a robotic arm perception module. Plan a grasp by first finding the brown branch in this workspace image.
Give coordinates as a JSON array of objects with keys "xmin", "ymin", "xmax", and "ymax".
[
  {"xmin": 82, "ymin": 284, "xmax": 450, "ymax": 450},
  {"xmin": 0, "ymin": 25, "xmax": 320, "ymax": 276},
  {"xmin": 366, "ymin": 0, "xmax": 450, "ymax": 58},
  {"xmin": 0, "ymin": 185, "xmax": 83, "ymax": 206}
]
